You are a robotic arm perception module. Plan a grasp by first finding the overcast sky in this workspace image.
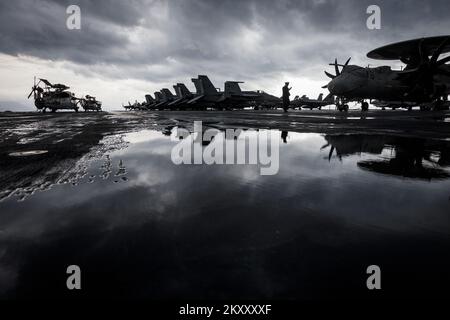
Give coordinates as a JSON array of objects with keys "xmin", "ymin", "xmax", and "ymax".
[{"xmin": 1, "ymin": 0, "xmax": 450, "ymax": 110}]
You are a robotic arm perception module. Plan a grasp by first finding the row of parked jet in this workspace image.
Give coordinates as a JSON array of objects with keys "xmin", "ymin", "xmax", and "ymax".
[
  {"xmin": 124, "ymin": 75, "xmax": 282, "ymax": 111},
  {"xmin": 123, "ymin": 75, "xmax": 337, "ymax": 111},
  {"xmin": 124, "ymin": 73, "xmax": 433, "ymax": 112}
]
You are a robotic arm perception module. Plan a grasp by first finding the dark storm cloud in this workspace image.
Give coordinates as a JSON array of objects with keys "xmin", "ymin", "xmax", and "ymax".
[
  {"xmin": 0, "ymin": 0, "xmax": 148, "ymax": 65},
  {"xmin": 1, "ymin": 0, "xmax": 450, "ymax": 84}
]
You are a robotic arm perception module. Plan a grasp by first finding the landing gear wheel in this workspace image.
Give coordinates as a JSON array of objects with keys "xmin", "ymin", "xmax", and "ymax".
[
  {"xmin": 339, "ymin": 104, "xmax": 349, "ymax": 112},
  {"xmin": 75, "ymin": 108, "xmax": 79, "ymax": 113},
  {"xmin": 51, "ymin": 108, "xmax": 56, "ymax": 113}
]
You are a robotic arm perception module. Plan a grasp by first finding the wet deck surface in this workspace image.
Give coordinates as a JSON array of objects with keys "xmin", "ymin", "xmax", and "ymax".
[{"xmin": 0, "ymin": 110, "xmax": 449, "ymax": 299}]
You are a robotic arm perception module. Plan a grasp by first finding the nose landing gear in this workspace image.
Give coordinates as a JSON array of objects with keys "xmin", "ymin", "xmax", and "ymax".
[
  {"xmin": 337, "ymin": 104, "xmax": 349, "ymax": 112},
  {"xmin": 335, "ymin": 97, "xmax": 349, "ymax": 112}
]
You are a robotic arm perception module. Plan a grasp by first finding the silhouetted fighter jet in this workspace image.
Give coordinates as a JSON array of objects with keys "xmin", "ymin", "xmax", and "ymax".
[
  {"xmin": 167, "ymin": 83, "xmax": 196, "ymax": 109},
  {"xmin": 291, "ymin": 93, "xmax": 336, "ymax": 110},
  {"xmin": 187, "ymin": 75, "xmax": 281, "ymax": 109}
]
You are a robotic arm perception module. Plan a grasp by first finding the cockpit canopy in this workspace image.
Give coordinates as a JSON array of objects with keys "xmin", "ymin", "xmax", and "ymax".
[
  {"xmin": 372, "ymin": 66, "xmax": 392, "ymax": 73},
  {"xmin": 342, "ymin": 65, "xmax": 368, "ymax": 76},
  {"xmin": 342, "ymin": 65, "xmax": 392, "ymax": 77}
]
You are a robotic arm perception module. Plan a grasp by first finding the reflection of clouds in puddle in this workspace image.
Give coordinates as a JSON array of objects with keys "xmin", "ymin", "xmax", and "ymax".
[
  {"xmin": 1, "ymin": 129, "xmax": 450, "ymax": 299},
  {"xmin": 133, "ymin": 166, "xmax": 173, "ymax": 188},
  {"xmin": 123, "ymin": 130, "xmax": 167, "ymax": 144},
  {"xmin": 2, "ymin": 130, "xmax": 450, "ymax": 243}
]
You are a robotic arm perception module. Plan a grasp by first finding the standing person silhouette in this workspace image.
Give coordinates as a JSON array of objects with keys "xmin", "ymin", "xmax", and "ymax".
[{"xmin": 282, "ymin": 82, "xmax": 291, "ymax": 112}]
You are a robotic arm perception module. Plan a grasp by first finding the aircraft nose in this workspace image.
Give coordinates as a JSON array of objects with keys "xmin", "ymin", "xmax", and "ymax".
[
  {"xmin": 327, "ymin": 77, "xmax": 350, "ymax": 96},
  {"xmin": 327, "ymin": 74, "xmax": 363, "ymax": 96}
]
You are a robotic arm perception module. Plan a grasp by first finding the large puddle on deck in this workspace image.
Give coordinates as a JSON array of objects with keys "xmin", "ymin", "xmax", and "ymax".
[{"xmin": 1, "ymin": 127, "xmax": 449, "ymax": 299}]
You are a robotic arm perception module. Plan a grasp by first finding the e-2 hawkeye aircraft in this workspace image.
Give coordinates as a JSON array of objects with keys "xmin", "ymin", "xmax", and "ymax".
[
  {"xmin": 291, "ymin": 93, "xmax": 336, "ymax": 110},
  {"xmin": 323, "ymin": 36, "xmax": 450, "ymax": 112}
]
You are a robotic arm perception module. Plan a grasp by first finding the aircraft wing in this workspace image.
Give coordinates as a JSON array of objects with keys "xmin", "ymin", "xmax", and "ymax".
[
  {"xmin": 187, "ymin": 95, "xmax": 205, "ymax": 104},
  {"xmin": 236, "ymin": 93, "xmax": 261, "ymax": 98},
  {"xmin": 168, "ymin": 98, "xmax": 187, "ymax": 106}
]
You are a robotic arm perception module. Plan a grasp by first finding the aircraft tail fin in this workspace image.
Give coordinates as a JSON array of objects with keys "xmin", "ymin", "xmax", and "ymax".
[
  {"xmin": 317, "ymin": 93, "xmax": 324, "ymax": 101},
  {"xmin": 173, "ymin": 85, "xmax": 182, "ymax": 98},
  {"xmin": 177, "ymin": 83, "xmax": 192, "ymax": 97},
  {"xmin": 192, "ymin": 78, "xmax": 203, "ymax": 94},
  {"xmin": 161, "ymin": 88, "xmax": 175, "ymax": 100},
  {"xmin": 145, "ymin": 94, "xmax": 154, "ymax": 104},
  {"xmin": 198, "ymin": 75, "xmax": 218, "ymax": 95},
  {"xmin": 224, "ymin": 81, "xmax": 243, "ymax": 95},
  {"xmin": 154, "ymin": 92, "xmax": 163, "ymax": 102}
]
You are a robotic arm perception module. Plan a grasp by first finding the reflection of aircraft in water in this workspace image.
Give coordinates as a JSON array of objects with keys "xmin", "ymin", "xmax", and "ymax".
[
  {"xmin": 321, "ymin": 134, "xmax": 450, "ymax": 180},
  {"xmin": 291, "ymin": 93, "xmax": 336, "ymax": 110},
  {"xmin": 166, "ymin": 124, "xmax": 251, "ymax": 146},
  {"xmin": 321, "ymin": 135, "xmax": 386, "ymax": 160}
]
